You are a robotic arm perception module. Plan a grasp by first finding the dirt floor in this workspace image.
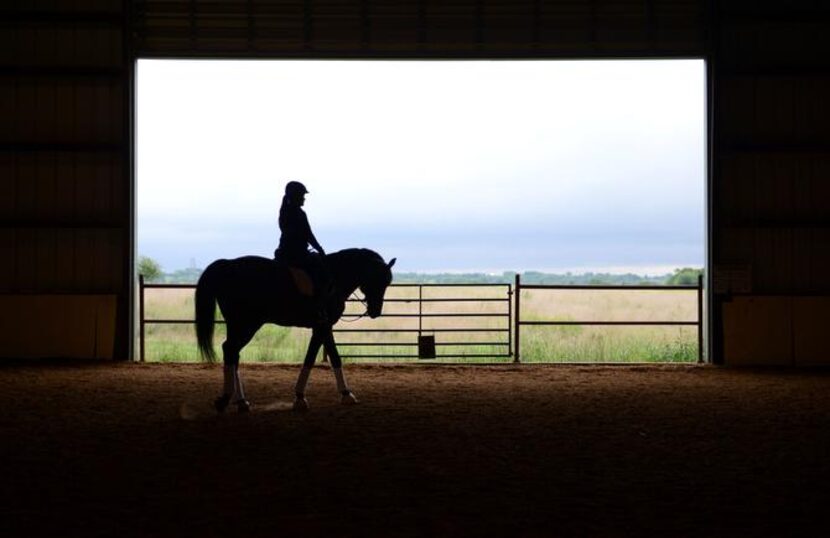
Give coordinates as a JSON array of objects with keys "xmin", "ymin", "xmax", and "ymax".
[{"xmin": 2, "ymin": 362, "xmax": 830, "ymax": 537}]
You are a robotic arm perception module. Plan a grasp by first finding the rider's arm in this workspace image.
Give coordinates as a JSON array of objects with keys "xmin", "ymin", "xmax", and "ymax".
[
  {"xmin": 301, "ymin": 211, "xmax": 325, "ymax": 255},
  {"xmin": 309, "ymin": 232, "xmax": 325, "ymax": 256}
]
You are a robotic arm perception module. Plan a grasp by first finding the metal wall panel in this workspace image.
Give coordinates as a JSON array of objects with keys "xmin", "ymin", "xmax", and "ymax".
[
  {"xmin": 0, "ymin": 80, "xmax": 124, "ymax": 145},
  {"xmin": 0, "ymin": 2, "xmax": 131, "ymax": 358},
  {"xmin": 133, "ymin": 0, "xmax": 706, "ymax": 57},
  {"xmin": 713, "ymin": 2, "xmax": 830, "ymax": 364}
]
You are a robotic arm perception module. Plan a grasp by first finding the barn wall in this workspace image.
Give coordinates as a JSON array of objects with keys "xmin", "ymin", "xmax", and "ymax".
[
  {"xmin": 2, "ymin": 0, "xmax": 827, "ymax": 364},
  {"xmin": 132, "ymin": 0, "xmax": 705, "ymax": 58},
  {"xmin": 712, "ymin": 1, "xmax": 830, "ymax": 365},
  {"xmin": 0, "ymin": 1, "xmax": 131, "ymax": 359}
]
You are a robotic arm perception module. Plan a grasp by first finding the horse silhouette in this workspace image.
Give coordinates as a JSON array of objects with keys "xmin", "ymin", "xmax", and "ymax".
[{"xmin": 195, "ymin": 248, "xmax": 396, "ymax": 412}]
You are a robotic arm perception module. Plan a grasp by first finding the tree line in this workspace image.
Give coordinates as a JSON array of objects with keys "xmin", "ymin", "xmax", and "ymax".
[
  {"xmin": 394, "ymin": 268, "xmax": 702, "ymax": 286},
  {"xmin": 138, "ymin": 255, "xmax": 702, "ymax": 287}
]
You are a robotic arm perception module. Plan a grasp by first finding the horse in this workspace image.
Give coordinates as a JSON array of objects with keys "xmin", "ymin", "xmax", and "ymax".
[{"xmin": 195, "ymin": 248, "xmax": 396, "ymax": 412}]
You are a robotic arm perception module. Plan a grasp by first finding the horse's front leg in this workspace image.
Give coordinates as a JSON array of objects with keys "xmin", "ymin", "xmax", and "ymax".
[
  {"xmin": 322, "ymin": 329, "xmax": 359, "ymax": 405},
  {"xmin": 293, "ymin": 329, "xmax": 324, "ymax": 411}
]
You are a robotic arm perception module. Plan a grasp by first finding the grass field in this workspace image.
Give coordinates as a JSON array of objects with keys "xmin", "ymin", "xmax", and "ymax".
[{"xmin": 141, "ymin": 283, "xmax": 700, "ymax": 363}]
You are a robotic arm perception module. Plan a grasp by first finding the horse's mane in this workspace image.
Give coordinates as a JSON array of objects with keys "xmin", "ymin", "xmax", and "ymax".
[{"xmin": 326, "ymin": 248, "xmax": 384, "ymax": 265}]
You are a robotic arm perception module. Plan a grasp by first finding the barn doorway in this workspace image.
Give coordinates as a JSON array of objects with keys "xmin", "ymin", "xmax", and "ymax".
[{"xmin": 135, "ymin": 59, "xmax": 706, "ymax": 363}]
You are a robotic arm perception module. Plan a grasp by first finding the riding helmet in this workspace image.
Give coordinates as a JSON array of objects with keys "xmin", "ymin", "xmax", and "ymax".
[{"xmin": 285, "ymin": 181, "xmax": 309, "ymax": 197}]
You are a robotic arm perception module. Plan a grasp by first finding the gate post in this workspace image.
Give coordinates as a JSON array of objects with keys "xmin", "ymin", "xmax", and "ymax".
[
  {"xmin": 514, "ymin": 274, "xmax": 521, "ymax": 363},
  {"xmin": 697, "ymin": 273, "xmax": 704, "ymax": 364},
  {"xmin": 139, "ymin": 274, "xmax": 145, "ymax": 362}
]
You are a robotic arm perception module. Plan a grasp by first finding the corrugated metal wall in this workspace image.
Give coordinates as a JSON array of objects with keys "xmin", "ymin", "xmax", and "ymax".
[
  {"xmin": 2, "ymin": 0, "xmax": 827, "ymax": 363},
  {"xmin": 712, "ymin": 1, "xmax": 830, "ymax": 365},
  {"xmin": 132, "ymin": 0, "xmax": 705, "ymax": 57},
  {"xmin": 0, "ymin": 1, "xmax": 131, "ymax": 359}
]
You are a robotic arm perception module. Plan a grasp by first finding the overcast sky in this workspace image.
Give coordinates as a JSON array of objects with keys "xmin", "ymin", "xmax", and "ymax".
[{"xmin": 137, "ymin": 59, "xmax": 705, "ymax": 274}]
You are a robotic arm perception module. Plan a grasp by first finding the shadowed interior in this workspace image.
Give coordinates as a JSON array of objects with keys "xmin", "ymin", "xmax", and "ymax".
[{"xmin": 3, "ymin": 362, "xmax": 829, "ymax": 536}]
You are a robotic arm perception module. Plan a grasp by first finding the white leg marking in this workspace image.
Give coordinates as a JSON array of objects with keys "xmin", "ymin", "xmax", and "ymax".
[
  {"xmin": 333, "ymin": 367, "xmax": 348, "ymax": 393},
  {"xmin": 233, "ymin": 366, "xmax": 246, "ymax": 402},
  {"xmin": 334, "ymin": 368, "xmax": 358, "ymax": 405},
  {"xmin": 223, "ymin": 363, "xmax": 234, "ymax": 397},
  {"xmin": 293, "ymin": 367, "xmax": 312, "ymax": 412}
]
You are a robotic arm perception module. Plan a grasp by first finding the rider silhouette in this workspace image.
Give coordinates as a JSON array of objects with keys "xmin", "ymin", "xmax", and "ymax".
[{"xmin": 274, "ymin": 181, "xmax": 330, "ymax": 321}]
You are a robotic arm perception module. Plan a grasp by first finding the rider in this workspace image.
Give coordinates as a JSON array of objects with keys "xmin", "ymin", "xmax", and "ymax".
[{"xmin": 274, "ymin": 181, "xmax": 330, "ymax": 322}]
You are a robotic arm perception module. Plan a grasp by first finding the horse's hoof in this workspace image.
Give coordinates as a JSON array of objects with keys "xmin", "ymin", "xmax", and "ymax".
[
  {"xmin": 236, "ymin": 399, "xmax": 251, "ymax": 413},
  {"xmin": 293, "ymin": 397, "xmax": 309, "ymax": 412},
  {"xmin": 214, "ymin": 394, "xmax": 231, "ymax": 413},
  {"xmin": 341, "ymin": 391, "xmax": 359, "ymax": 406}
]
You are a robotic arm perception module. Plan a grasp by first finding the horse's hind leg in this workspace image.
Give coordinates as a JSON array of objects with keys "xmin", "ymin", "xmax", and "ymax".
[{"xmin": 216, "ymin": 319, "xmax": 261, "ymax": 413}]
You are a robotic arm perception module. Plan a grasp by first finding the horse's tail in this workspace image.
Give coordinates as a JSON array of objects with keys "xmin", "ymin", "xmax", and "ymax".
[{"xmin": 195, "ymin": 261, "xmax": 222, "ymax": 363}]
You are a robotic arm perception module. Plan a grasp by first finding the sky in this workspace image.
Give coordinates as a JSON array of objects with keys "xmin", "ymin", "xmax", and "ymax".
[{"xmin": 137, "ymin": 59, "xmax": 705, "ymax": 274}]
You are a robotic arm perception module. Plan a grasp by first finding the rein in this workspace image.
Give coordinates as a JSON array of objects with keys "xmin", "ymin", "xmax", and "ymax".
[{"xmin": 338, "ymin": 292, "xmax": 369, "ymax": 322}]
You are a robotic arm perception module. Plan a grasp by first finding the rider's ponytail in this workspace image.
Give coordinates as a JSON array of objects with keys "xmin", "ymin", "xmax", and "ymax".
[{"xmin": 279, "ymin": 194, "xmax": 293, "ymax": 228}]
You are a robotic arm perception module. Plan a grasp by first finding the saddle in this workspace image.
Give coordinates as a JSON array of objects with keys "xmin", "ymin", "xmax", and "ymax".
[
  {"xmin": 287, "ymin": 267, "xmax": 314, "ymax": 297},
  {"xmin": 273, "ymin": 252, "xmax": 315, "ymax": 297}
]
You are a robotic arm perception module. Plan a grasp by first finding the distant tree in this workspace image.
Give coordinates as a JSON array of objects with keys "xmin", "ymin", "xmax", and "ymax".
[
  {"xmin": 138, "ymin": 256, "xmax": 163, "ymax": 282},
  {"xmin": 666, "ymin": 267, "xmax": 703, "ymax": 286},
  {"xmin": 166, "ymin": 266, "xmax": 203, "ymax": 284}
]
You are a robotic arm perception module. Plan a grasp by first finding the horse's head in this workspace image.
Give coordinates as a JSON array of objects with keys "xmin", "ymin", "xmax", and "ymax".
[{"xmin": 359, "ymin": 256, "xmax": 396, "ymax": 318}]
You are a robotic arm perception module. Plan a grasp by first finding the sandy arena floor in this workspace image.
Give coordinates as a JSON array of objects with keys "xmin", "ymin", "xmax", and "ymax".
[{"xmin": 2, "ymin": 362, "xmax": 830, "ymax": 537}]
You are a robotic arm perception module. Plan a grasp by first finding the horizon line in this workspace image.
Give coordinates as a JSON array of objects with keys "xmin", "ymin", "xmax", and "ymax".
[{"xmin": 157, "ymin": 263, "xmax": 703, "ymax": 277}]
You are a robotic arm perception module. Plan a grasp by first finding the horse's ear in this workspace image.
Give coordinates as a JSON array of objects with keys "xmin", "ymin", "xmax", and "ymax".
[{"xmin": 387, "ymin": 258, "xmax": 396, "ymax": 268}]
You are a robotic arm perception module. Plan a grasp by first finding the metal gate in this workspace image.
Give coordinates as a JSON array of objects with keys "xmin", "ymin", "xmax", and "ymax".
[
  {"xmin": 138, "ymin": 278, "xmax": 513, "ymax": 361},
  {"xmin": 334, "ymin": 283, "xmax": 513, "ymax": 360},
  {"xmin": 139, "ymin": 277, "xmax": 702, "ymax": 362}
]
